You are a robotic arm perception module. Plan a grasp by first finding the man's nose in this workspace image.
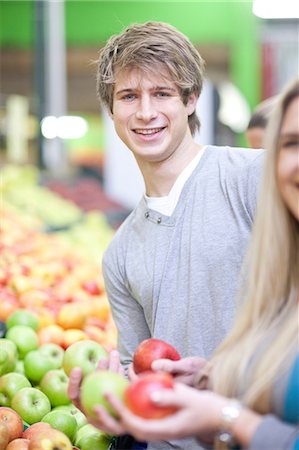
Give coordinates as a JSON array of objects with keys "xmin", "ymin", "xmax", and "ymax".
[{"xmin": 135, "ymin": 96, "xmax": 157, "ymax": 121}]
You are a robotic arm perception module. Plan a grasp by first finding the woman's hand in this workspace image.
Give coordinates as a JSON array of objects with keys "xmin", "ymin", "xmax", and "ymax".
[
  {"xmin": 151, "ymin": 356, "xmax": 207, "ymax": 386},
  {"xmin": 91, "ymin": 383, "xmax": 227, "ymax": 441}
]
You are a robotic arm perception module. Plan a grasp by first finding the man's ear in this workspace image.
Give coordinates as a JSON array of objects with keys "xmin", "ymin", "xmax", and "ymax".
[
  {"xmin": 108, "ymin": 107, "xmax": 113, "ymax": 119},
  {"xmin": 186, "ymin": 93, "xmax": 198, "ymax": 116}
]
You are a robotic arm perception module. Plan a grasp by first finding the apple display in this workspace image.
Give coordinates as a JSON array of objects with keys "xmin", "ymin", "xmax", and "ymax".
[
  {"xmin": 61, "ymin": 329, "xmax": 88, "ymax": 350},
  {"xmin": 6, "ymin": 438, "xmax": 30, "ymax": 450},
  {"xmin": 6, "ymin": 310, "xmax": 39, "ymax": 331},
  {"xmin": 41, "ymin": 410, "xmax": 77, "ymax": 443},
  {"xmin": 0, "ymin": 406, "xmax": 23, "ymax": 441},
  {"xmin": 13, "ymin": 360, "xmax": 25, "ymax": 376},
  {"xmin": 52, "ymin": 405, "xmax": 87, "ymax": 430},
  {"xmin": 37, "ymin": 325, "xmax": 64, "ymax": 346},
  {"xmin": 0, "ymin": 373, "xmax": 31, "ymax": 407},
  {"xmin": 63, "ymin": 340, "xmax": 107, "ymax": 377},
  {"xmin": 6, "ymin": 326, "xmax": 39, "ymax": 360},
  {"xmin": 11, "ymin": 387, "xmax": 51, "ymax": 425},
  {"xmin": 81, "ymin": 280, "xmax": 101, "ymax": 296},
  {"xmin": 0, "ymin": 338, "xmax": 18, "ymax": 376},
  {"xmin": 0, "ymin": 422, "xmax": 10, "ymax": 449},
  {"xmin": 28, "ymin": 429, "xmax": 72, "ymax": 450},
  {"xmin": 40, "ymin": 370, "xmax": 70, "ymax": 407},
  {"xmin": 74, "ymin": 424, "xmax": 112, "ymax": 450},
  {"xmin": 0, "ymin": 321, "xmax": 7, "ymax": 338},
  {"xmin": 22, "ymin": 422, "xmax": 52, "ymax": 440},
  {"xmin": 125, "ymin": 372, "xmax": 178, "ymax": 419},
  {"xmin": 39, "ymin": 344, "xmax": 64, "ymax": 370},
  {"xmin": 24, "ymin": 350, "xmax": 57, "ymax": 385},
  {"xmin": 133, "ymin": 338, "xmax": 181, "ymax": 374},
  {"xmin": 80, "ymin": 370, "xmax": 128, "ymax": 419}
]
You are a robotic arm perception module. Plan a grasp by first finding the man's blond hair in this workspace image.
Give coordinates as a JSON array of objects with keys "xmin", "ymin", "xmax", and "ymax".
[{"xmin": 96, "ymin": 21, "xmax": 205, "ymax": 136}]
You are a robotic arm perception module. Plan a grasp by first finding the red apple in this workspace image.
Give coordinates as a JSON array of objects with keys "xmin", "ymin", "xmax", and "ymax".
[
  {"xmin": 133, "ymin": 338, "xmax": 181, "ymax": 374},
  {"xmin": 6, "ymin": 438, "xmax": 30, "ymax": 450},
  {"xmin": 0, "ymin": 406, "xmax": 23, "ymax": 441},
  {"xmin": 0, "ymin": 422, "xmax": 10, "ymax": 449},
  {"xmin": 80, "ymin": 370, "xmax": 128, "ymax": 419},
  {"xmin": 28, "ymin": 429, "xmax": 72, "ymax": 450},
  {"xmin": 22, "ymin": 422, "xmax": 52, "ymax": 440},
  {"xmin": 125, "ymin": 372, "xmax": 178, "ymax": 419},
  {"xmin": 81, "ymin": 281, "xmax": 101, "ymax": 296}
]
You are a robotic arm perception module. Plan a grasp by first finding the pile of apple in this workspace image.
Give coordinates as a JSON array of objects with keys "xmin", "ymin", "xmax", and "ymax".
[
  {"xmin": 0, "ymin": 204, "xmax": 117, "ymax": 353},
  {"xmin": 0, "ymin": 310, "xmax": 114, "ymax": 450},
  {"xmin": 0, "ymin": 308, "xmax": 182, "ymax": 449}
]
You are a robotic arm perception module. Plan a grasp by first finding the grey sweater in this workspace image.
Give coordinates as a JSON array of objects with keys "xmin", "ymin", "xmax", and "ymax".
[{"xmin": 102, "ymin": 145, "xmax": 264, "ymax": 450}]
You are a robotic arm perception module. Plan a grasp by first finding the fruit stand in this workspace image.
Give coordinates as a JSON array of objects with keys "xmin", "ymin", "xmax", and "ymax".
[{"xmin": 0, "ymin": 164, "xmax": 120, "ymax": 449}]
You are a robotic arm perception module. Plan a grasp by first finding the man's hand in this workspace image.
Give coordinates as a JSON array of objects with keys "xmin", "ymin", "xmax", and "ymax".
[
  {"xmin": 151, "ymin": 356, "xmax": 207, "ymax": 386},
  {"xmin": 67, "ymin": 349, "xmax": 126, "ymax": 433}
]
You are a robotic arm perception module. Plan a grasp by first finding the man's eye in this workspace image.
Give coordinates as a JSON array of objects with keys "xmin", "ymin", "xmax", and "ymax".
[
  {"xmin": 122, "ymin": 94, "xmax": 136, "ymax": 101},
  {"xmin": 155, "ymin": 92, "xmax": 170, "ymax": 97}
]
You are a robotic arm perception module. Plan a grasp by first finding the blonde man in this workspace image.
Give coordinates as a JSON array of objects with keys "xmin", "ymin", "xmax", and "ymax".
[
  {"xmin": 69, "ymin": 22, "xmax": 264, "ymax": 450},
  {"xmin": 88, "ymin": 80, "xmax": 299, "ymax": 450}
]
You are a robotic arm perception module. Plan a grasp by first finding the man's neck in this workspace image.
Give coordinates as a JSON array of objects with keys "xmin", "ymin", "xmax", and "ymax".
[{"xmin": 139, "ymin": 142, "xmax": 203, "ymax": 197}]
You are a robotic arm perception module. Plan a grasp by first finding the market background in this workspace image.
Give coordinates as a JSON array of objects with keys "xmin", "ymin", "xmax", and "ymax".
[{"xmin": 0, "ymin": 1, "xmax": 298, "ymax": 448}]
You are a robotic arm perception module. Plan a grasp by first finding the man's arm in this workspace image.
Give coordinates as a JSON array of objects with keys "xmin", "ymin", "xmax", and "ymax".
[{"xmin": 103, "ymin": 258, "xmax": 151, "ymax": 371}]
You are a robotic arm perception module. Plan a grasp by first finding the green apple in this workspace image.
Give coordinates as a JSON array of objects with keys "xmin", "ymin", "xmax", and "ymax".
[
  {"xmin": 40, "ymin": 369, "xmax": 70, "ymax": 407},
  {"xmin": 6, "ymin": 325, "xmax": 38, "ymax": 359},
  {"xmin": 63, "ymin": 340, "xmax": 107, "ymax": 377},
  {"xmin": 0, "ymin": 372, "xmax": 31, "ymax": 407},
  {"xmin": 6, "ymin": 309, "xmax": 39, "ymax": 331},
  {"xmin": 42, "ymin": 410, "xmax": 77, "ymax": 443},
  {"xmin": 24, "ymin": 350, "xmax": 57, "ymax": 385},
  {"xmin": 13, "ymin": 360, "xmax": 25, "ymax": 375},
  {"xmin": 80, "ymin": 370, "xmax": 128, "ymax": 419},
  {"xmin": 39, "ymin": 343, "xmax": 64, "ymax": 369},
  {"xmin": 52, "ymin": 404, "xmax": 87, "ymax": 430},
  {"xmin": 11, "ymin": 387, "xmax": 51, "ymax": 424},
  {"xmin": 0, "ymin": 338, "xmax": 17, "ymax": 375},
  {"xmin": 75, "ymin": 424, "xmax": 112, "ymax": 450}
]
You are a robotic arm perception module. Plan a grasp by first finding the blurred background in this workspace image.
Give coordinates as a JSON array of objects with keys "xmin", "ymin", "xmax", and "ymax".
[
  {"xmin": 0, "ymin": 4, "xmax": 298, "ymax": 443},
  {"xmin": 0, "ymin": 0, "xmax": 298, "ymax": 216}
]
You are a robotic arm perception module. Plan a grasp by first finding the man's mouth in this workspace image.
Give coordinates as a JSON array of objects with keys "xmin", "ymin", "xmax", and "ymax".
[{"xmin": 133, "ymin": 127, "xmax": 165, "ymax": 135}]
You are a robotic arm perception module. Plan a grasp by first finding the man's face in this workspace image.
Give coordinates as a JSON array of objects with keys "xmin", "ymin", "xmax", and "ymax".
[{"xmin": 111, "ymin": 67, "xmax": 197, "ymax": 165}]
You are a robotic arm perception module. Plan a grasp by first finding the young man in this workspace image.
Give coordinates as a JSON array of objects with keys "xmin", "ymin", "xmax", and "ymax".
[{"xmin": 69, "ymin": 22, "xmax": 264, "ymax": 450}]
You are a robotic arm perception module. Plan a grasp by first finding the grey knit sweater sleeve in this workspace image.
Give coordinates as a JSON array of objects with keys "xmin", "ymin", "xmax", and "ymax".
[{"xmin": 248, "ymin": 415, "xmax": 299, "ymax": 450}]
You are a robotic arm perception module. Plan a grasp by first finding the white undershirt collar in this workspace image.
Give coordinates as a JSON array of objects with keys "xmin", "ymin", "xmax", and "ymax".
[{"xmin": 145, "ymin": 146, "xmax": 206, "ymax": 216}]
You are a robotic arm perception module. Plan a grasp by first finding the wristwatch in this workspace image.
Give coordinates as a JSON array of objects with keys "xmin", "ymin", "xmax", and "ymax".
[{"xmin": 216, "ymin": 399, "xmax": 242, "ymax": 448}]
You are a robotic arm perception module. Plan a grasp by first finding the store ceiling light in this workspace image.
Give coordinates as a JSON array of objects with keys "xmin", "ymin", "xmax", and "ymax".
[
  {"xmin": 41, "ymin": 115, "xmax": 88, "ymax": 139},
  {"xmin": 253, "ymin": 0, "xmax": 299, "ymax": 19}
]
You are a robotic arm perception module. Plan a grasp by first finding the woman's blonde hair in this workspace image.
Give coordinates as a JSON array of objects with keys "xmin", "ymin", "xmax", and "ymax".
[
  {"xmin": 96, "ymin": 21, "xmax": 205, "ymax": 136},
  {"xmin": 210, "ymin": 79, "xmax": 299, "ymax": 414}
]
